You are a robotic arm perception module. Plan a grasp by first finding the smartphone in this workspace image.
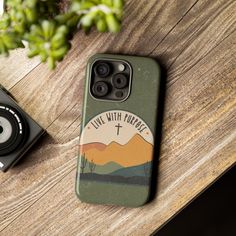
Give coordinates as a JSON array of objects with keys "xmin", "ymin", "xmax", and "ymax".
[{"xmin": 76, "ymin": 54, "xmax": 161, "ymax": 207}]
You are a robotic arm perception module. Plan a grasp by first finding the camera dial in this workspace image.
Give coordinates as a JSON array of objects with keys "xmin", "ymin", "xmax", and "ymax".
[{"xmin": 0, "ymin": 104, "xmax": 27, "ymax": 156}]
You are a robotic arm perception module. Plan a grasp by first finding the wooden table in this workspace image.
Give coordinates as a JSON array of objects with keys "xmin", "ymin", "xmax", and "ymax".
[{"xmin": 0, "ymin": 0, "xmax": 236, "ymax": 235}]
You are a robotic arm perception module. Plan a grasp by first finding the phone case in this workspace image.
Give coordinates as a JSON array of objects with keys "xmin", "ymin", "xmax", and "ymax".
[{"xmin": 76, "ymin": 54, "xmax": 161, "ymax": 207}]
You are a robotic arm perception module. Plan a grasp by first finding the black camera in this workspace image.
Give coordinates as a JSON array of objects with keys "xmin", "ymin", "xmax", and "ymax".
[
  {"xmin": 0, "ymin": 86, "xmax": 44, "ymax": 172},
  {"xmin": 91, "ymin": 60, "xmax": 132, "ymax": 101}
]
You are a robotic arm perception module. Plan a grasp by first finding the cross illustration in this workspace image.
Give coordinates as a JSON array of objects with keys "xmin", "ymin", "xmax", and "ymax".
[{"xmin": 115, "ymin": 123, "xmax": 123, "ymax": 136}]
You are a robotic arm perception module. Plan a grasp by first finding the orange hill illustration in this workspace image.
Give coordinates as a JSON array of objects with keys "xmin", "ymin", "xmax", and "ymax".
[
  {"xmin": 80, "ymin": 134, "xmax": 153, "ymax": 167},
  {"xmin": 81, "ymin": 142, "xmax": 106, "ymax": 152}
]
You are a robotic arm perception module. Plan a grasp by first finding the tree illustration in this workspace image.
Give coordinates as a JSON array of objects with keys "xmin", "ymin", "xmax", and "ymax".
[
  {"xmin": 80, "ymin": 155, "xmax": 87, "ymax": 174},
  {"xmin": 89, "ymin": 159, "xmax": 96, "ymax": 173},
  {"xmin": 143, "ymin": 161, "xmax": 150, "ymax": 178}
]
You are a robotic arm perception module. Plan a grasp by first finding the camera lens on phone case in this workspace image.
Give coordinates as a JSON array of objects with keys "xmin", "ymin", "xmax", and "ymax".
[
  {"xmin": 94, "ymin": 62, "xmax": 111, "ymax": 78},
  {"xmin": 112, "ymin": 73, "xmax": 128, "ymax": 89},
  {"xmin": 0, "ymin": 104, "xmax": 27, "ymax": 156},
  {"xmin": 93, "ymin": 82, "xmax": 109, "ymax": 97}
]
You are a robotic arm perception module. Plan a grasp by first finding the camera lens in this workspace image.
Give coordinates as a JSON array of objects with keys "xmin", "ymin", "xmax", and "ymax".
[
  {"xmin": 94, "ymin": 62, "xmax": 111, "ymax": 78},
  {"xmin": 93, "ymin": 82, "xmax": 109, "ymax": 97},
  {"xmin": 0, "ymin": 117, "xmax": 13, "ymax": 144},
  {"xmin": 112, "ymin": 73, "xmax": 128, "ymax": 89},
  {"xmin": 0, "ymin": 104, "xmax": 27, "ymax": 156}
]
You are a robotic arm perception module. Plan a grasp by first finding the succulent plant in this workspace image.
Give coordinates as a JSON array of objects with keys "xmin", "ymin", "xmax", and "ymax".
[
  {"xmin": 0, "ymin": 0, "xmax": 124, "ymax": 69},
  {"xmin": 25, "ymin": 21, "xmax": 71, "ymax": 69}
]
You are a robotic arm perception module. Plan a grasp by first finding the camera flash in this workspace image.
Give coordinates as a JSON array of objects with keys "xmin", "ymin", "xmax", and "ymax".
[{"xmin": 118, "ymin": 64, "xmax": 125, "ymax": 72}]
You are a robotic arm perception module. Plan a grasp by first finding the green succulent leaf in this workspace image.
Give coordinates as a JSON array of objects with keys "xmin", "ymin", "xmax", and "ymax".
[
  {"xmin": 0, "ymin": 31, "xmax": 24, "ymax": 55},
  {"xmin": 72, "ymin": 0, "xmax": 123, "ymax": 33}
]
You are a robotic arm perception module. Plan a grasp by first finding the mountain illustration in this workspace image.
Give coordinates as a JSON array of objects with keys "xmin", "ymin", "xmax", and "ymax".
[
  {"xmin": 83, "ymin": 161, "xmax": 123, "ymax": 175},
  {"xmin": 81, "ymin": 142, "xmax": 106, "ymax": 152},
  {"xmin": 110, "ymin": 162, "xmax": 152, "ymax": 177},
  {"xmin": 80, "ymin": 134, "xmax": 153, "ymax": 167}
]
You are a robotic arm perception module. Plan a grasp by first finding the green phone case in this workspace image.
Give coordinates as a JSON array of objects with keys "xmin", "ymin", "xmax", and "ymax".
[{"xmin": 76, "ymin": 54, "xmax": 161, "ymax": 207}]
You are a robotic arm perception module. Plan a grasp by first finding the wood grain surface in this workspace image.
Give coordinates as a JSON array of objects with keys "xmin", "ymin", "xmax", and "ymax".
[{"xmin": 0, "ymin": 0, "xmax": 236, "ymax": 235}]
